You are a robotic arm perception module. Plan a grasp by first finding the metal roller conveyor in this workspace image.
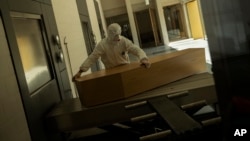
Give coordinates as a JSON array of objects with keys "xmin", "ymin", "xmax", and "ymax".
[
  {"xmin": 125, "ymin": 101, "xmax": 147, "ymax": 109},
  {"xmin": 46, "ymin": 72, "xmax": 217, "ymax": 136},
  {"xmin": 181, "ymin": 100, "xmax": 207, "ymax": 110},
  {"xmin": 201, "ymin": 117, "xmax": 222, "ymax": 126},
  {"xmin": 139, "ymin": 130, "xmax": 172, "ymax": 141},
  {"xmin": 131, "ymin": 112, "xmax": 157, "ymax": 122},
  {"xmin": 148, "ymin": 97, "xmax": 202, "ymax": 135}
]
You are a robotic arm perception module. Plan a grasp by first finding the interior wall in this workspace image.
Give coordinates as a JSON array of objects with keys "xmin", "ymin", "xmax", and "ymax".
[
  {"xmin": 135, "ymin": 9, "xmax": 155, "ymax": 47},
  {"xmin": 187, "ymin": 0, "xmax": 204, "ymax": 39},
  {"xmin": 86, "ymin": 0, "xmax": 102, "ymax": 42},
  {"xmin": 52, "ymin": 0, "xmax": 107, "ymax": 97},
  {"xmin": 52, "ymin": 0, "xmax": 88, "ymax": 97}
]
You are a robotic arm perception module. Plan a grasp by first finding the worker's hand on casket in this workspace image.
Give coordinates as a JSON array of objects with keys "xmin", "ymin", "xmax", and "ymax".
[
  {"xmin": 140, "ymin": 58, "xmax": 151, "ymax": 68},
  {"xmin": 72, "ymin": 70, "xmax": 83, "ymax": 82}
]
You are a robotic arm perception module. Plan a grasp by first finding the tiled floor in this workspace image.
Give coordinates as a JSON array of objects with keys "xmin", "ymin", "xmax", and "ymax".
[{"xmin": 169, "ymin": 38, "xmax": 211, "ymax": 64}]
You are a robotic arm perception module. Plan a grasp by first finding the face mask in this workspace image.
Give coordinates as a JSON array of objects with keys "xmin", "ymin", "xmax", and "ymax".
[
  {"xmin": 112, "ymin": 34, "xmax": 120, "ymax": 41},
  {"xmin": 107, "ymin": 23, "xmax": 122, "ymax": 42}
]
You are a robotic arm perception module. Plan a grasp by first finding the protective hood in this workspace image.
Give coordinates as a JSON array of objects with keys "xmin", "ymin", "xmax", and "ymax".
[{"xmin": 107, "ymin": 23, "xmax": 122, "ymax": 42}]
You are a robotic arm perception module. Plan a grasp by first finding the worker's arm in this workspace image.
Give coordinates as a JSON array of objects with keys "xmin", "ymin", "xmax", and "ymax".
[
  {"xmin": 126, "ymin": 39, "xmax": 151, "ymax": 68},
  {"xmin": 140, "ymin": 57, "xmax": 151, "ymax": 68},
  {"xmin": 72, "ymin": 44, "xmax": 104, "ymax": 81},
  {"xmin": 72, "ymin": 69, "xmax": 84, "ymax": 81}
]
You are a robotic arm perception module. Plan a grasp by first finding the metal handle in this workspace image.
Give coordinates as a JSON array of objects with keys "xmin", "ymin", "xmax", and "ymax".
[
  {"xmin": 125, "ymin": 101, "xmax": 147, "ymax": 109},
  {"xmin": 201, "ymin": 116, "xmax": 221, "ymax": 126},
  {"xmin": 53, "ymin": 35, "xmax": 60, "ymax": 46},
  {"xmin": 131, "ymin": 112, "xmax": 157, "ymax": 122},
  {"xmin": 139, "ymin": 130, "xmax": 172, "ymax": 141},
  {"xmin": 167, "ymin": 91, "xmax": 188, "ymax": 99},
  {"xmin": 181, "ymin": 100, "xmax": 207, "ymax": 110},
  {"xmin": 56, "ymin": 51, "xmax": 64, "ymax": 62}
]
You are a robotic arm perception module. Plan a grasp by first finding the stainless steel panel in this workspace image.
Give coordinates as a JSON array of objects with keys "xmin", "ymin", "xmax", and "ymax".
[{"xmin": 12, "ymin": 17, "xmax": 52, "ymax": 93}]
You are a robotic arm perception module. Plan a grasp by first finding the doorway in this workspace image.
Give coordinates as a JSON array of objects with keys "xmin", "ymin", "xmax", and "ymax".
[
  {"xmin": 163, "ymin": 4, "xmax": 187, "ymax": 41},
  {"xmin": 81, "ymin": 21, "xmax": 101, "ymax": 72},
  {"xmin": 134, "ymin": 8, "xmax": 162, "ymax": 48},
  {"xmin": 106, "ymin": 13, "xmax": 133, "ymax": 41}
]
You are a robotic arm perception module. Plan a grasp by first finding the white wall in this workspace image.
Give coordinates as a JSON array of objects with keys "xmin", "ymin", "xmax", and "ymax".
[
  {"xmin": 86, "ymin": 0, "xmax": 102, "ymax": 42},
  {"xmin": 52, "ymin": 0, "xmax": 89, "ymax": 97}
]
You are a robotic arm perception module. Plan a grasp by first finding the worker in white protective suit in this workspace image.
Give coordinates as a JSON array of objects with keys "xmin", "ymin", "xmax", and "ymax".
[{"xmin": 72, "ymin": 23, "xmax": 151, "ymax": 81}]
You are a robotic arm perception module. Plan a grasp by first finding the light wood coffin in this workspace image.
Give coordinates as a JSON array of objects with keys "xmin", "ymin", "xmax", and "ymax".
[{"xmin": 75, "ymin": 48, "xmax": 207, "ymax": 107}]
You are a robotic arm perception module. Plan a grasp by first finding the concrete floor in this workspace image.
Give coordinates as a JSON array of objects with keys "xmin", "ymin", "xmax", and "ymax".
[{"xmin": 169, "ymin": 38, "xmax": 211, "ymax": 64}]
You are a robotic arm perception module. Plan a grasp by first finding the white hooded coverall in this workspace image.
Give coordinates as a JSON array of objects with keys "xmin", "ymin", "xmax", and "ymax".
[{"xmin": 80, "ymin": 23, "xmax": 148, "ymax": 72}]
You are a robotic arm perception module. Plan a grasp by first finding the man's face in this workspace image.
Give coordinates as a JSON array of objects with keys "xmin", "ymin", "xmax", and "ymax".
[
  {"xmin": 113, "ymin": 34, "xmax": 120, "ymax": 41},
  {"xmin": 108, "ymin": 23, "xmax": 122, "ymax": 42},
  {"xmin": 108, "ymin": 31, "xmax": 121, "ymax": 42}
]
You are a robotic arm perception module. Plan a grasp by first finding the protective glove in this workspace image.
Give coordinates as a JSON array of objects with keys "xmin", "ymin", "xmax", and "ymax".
[
  {"xmin": 72, "ymin": 70, "xmax": 83, "ymax": 82},
  {"xmin": 140, "ymin": 58, "xmax": 151, "ymax": 68}
]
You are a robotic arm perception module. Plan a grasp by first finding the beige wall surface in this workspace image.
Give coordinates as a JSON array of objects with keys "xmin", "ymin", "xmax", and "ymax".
[{"xmin": 52, "ymin": 0, "xmax": 89, "ymax": 97}]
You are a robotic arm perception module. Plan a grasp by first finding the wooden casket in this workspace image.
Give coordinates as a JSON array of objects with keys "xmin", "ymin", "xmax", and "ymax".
[{"xmin": 75, "ymin": 48, "xmax": 207, "ymax": 107}]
